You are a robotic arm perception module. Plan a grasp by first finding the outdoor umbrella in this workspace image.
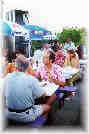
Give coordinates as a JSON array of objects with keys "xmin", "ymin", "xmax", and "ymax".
[{"xmin": 24, "ymin": 24, "xmax": 52, "ymax": 41}]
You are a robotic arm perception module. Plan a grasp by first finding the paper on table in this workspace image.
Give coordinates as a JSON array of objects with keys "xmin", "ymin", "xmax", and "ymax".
[{"xmin": 40, "ymin": 81, "xmax": 59, "ymax": 96}]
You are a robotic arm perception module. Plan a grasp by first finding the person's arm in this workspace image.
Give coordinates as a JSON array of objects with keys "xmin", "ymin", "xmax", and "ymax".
[{"xmin": 48, "ymin": 74, "xmax": 65, "ymax": 87}]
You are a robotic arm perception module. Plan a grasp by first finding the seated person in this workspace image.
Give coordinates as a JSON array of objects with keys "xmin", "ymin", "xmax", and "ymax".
[
  {"xmin": 37, "ymin": 51, "xmax": 65, "ymax": 87},
  {"xmin": 3, "ymin": 59, "xmax": 16, "ymax": 77},
  {"xmin": 51, "ymin": 42, "xmax": 65, "ymax": 68},
  {"xmin": 54, "ymin": 49, "xmax": 66, "ymax": 68},
  {"xmin": 64, "ymin": 49, "xmax": 80, "ymax": 69},
  {"xmin": 64, "ymin": 49, "xmax": 80, "ymax": 85},
  {"xmin": 4, "ymin": 55, "xmax": 60, "ymax": 123},
  {"xmin": 3, "ymin": 50, "xmax": 25, "ymax": 76}
]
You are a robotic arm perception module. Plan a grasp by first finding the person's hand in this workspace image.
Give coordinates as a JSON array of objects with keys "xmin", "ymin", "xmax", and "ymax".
[{"xmin": 47, "ymin": 73, "xmax": 54, "ymax": 83}]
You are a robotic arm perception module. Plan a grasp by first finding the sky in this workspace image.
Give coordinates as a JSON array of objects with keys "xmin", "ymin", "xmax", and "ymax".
[{"xmin": 3, "ymin": 0, "xmax": 88, "ymax": 32}]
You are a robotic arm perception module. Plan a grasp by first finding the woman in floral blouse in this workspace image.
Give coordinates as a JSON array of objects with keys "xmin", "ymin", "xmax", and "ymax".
[
  {"xmin": 36, "ymin": 51, "xmax": 66, "ymax": 107},
  {"xmin": 37, "ymin": 51, "xmax": 65, "ymax": 87}
]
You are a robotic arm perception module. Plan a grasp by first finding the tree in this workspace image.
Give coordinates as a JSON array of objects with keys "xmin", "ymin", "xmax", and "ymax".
[{"xmin": 57, "ymin": 27, "xmax": 87, "ymax": 47}]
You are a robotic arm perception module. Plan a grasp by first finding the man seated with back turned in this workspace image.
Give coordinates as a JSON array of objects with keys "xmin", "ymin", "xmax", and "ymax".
[{"xmin": 3, "ymin": 55, "xmax": 59, "ymax": 123}]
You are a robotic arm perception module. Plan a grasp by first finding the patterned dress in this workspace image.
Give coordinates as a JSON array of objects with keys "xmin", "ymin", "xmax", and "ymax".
[{"xmin": 38, "ymin": 64, "xmax": 65, "ymax": 83}]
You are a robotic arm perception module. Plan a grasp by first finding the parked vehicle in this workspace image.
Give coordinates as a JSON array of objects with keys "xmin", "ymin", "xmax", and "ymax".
[{"xmin": 0, "ymin": 19, "xmax": 31, "ymax": 59}]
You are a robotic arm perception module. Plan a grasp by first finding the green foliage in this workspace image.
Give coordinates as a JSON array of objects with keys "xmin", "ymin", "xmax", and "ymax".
[{"xmin": 57, "ymin": 27, "xmax": 87, "ymax": 47}]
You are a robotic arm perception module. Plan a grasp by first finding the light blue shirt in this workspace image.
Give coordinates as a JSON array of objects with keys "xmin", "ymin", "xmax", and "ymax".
[{"xmin": 4, "ymin": 72, "xmax": 45, "ymax": 110}]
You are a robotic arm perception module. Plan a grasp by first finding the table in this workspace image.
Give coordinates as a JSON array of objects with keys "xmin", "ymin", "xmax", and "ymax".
[
  {"xmin": 39, "ymin": 80, "xmax": 76, "ymax": 97},
  {"xmin": 40, "ymin": 81, "xmax": 59, "ymax": 96}
]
